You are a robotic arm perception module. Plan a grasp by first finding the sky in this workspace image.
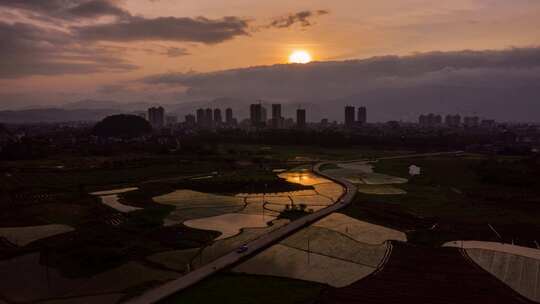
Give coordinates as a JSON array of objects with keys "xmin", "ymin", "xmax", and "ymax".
[{"xmin": 1, "ymin": 0, "xmax": 540, "ymax": 121}]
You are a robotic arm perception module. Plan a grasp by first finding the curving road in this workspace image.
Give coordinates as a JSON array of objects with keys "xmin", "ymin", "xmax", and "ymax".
[
  {"xmin": 125, "ymin": 163, "xmax": 358, "ymax": 304},
  {"xmin": 126, "ymin": 151, "xmax": 463, "ymax": 304}
]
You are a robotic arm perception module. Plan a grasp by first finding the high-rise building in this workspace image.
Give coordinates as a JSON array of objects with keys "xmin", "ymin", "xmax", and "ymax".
[
  {"xmin": 261, "ymin": 106, "xmax": 267, "ymax": 124},
  {"xmin": 419, "ymin": 114, "xmax": 426, "ymax": 126},
  {"xmin": 225, "ymin": 108, "xmax": 234, "ymax": 125},
  {"xmin": 205, "ymin": 108, "xmax": 213, "ymax": 128},
  {"xmin": 272, "ymin": 104, "xmax": 282, "ymax": 120},
  {"xmin": 148, "ymin": 106, "xmax": 165, "ymax": 129},
  {"xmin": 345, "ymin": 106, "xmax": 355, "ymax": 128},
  {"xmin": 271, "ymin": 103, "xmax": 282, "ymax": 129},
  {"xmin": 464, "ymin": 116, "xmax": 480, "ymax": 128},
  {"xmin": 419, "ymin": 113, "xmax": 442, "ymax": 127},
  {"xmin": 428, "ymin": 114, "xmax": 441, "ymax": 126},
  {"xmin": 445, "ymin": 114, "xmax": 461, "ymax": 127},
  {"xmin": 296, "ymin": 109, "xmax": 306, "ymax": 128},
  {"xmin": 196, "ymin": 108, "xmax": 205, "ymax": 127},
  {"xmin": 213, "ymin": 108, "xmax": 222, "ymax": 125},
  {"xmin": 454, "ymin": 115, "xmax": 462, "ymax": 127},
  {"xmin": 250, "ymin": 103, "xmax": 263, "ymax": 127},
  {"xmin": 357, "ymin": 106, "xmax": 367, "ymax": 124}
]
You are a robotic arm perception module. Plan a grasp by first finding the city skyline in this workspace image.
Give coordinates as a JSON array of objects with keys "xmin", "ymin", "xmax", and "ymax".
[
  {"xmin": 144, "ymin": 103, "xmax": 505, "ymax": 131},
  {"xmin": 1, "ymin": 1, "xmax": 540, "ymax": 122}
]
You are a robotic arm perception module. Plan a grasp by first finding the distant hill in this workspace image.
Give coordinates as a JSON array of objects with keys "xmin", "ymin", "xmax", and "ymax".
[
  {"xmin": 0, "ymin": 108, "xmax": 121, "ymax": 123},
  {"xmin": 63, "ymin": 99, "xmax": 123, "ymax": 110}
]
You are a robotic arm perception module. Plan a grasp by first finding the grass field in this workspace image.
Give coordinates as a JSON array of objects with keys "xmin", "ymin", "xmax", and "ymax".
[{"xmin": 344, "ymin": 154, "xmax": 540, "ymax": 247}]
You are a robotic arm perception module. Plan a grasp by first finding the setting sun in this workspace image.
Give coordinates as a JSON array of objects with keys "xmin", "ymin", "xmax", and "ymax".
[{"xmin": 288, "ymin": 50, "xmax": 312, "ymax": 64}]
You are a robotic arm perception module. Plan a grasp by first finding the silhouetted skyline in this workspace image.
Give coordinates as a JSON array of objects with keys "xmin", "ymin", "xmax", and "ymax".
[{"xmin": 1, "ymin": 1, "xmax": 540, "ymax": 122}]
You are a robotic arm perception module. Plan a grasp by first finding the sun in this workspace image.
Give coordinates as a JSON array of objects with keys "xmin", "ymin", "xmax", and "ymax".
[{"xmin": 288, "ymin": 50, "xmax": 312, "ymax": 64}]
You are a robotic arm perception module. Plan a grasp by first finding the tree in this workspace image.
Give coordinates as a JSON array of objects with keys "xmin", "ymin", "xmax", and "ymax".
[{"xmin": 92, "ymin": 115, "xmax": 152, "ymax": 138}]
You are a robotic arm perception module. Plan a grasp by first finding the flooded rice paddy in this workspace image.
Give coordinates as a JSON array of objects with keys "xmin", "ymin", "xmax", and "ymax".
[
  {"xmin": 314, "ymin": 213, "xmax": 407, "ymax": 244},
  {"xmin": 233, "ymin": 213, "xmax": 405, "ymax": 287},
  {"xmin": 445, "ymin": 241, "xmax": 540, "ymax": 302},
  {"xmin": 323, "ymin": 161, "xmax": 408, "ymax": 186},
  {"xmin": 0, "ymin": 224, "xmax": 74, "ymax": 247},
  {"xmin": 153, "ymin": 190, "xmax": 245, "ymax": 226},
  {"xmin": 184, "ymin": 213, "xmax": 277, "ymax": 240},
  {"xmin": 158, "ymin": 170, "xmax": 343, "ymax": 240},
  {"xmin": 278, "ymin": 171, "xmax": 334, "ymax": 186},
  {"xmin": 0, "ymin": 167, "xmax": 345, "ymax": 303},
  {"xmin": 90, "ymin": 187, "xmax": 141, "ymax": 213}
]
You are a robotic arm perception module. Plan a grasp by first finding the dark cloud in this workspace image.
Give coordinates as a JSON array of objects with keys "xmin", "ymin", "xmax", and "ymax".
[
  {"xmin": 65, "ymin": 0, "xmax": 130, "ymax": 19},
  {"xmin": 0, "ymin": 0, "xmax": 129, "ymax": 20},
  {"xmin": 166, "ymin": 47, "xmax": 190, "ymax": 57},
  {"xmin": 143, "ymin": 48, "xmax": 540, "ymax": 91},
  {"xmin": 268, "ymin": 10, "xmax": 329, "ymax": 28},
  {"xmin": 141, "ymin": 47, "xmax": 540, "ymax": 122},
  {"xmin": 0, "ymin": 21, "xmax": 137, "ymax": 78},
  {"xmin": 73, "ymin": 16, "xmax": 250, "ymax": 43}
]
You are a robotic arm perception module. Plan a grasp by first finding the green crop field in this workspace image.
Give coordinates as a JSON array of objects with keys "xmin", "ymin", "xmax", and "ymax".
[{"xmin": 344, "ymin": 154, "xmax": 540, "ymax": 247}]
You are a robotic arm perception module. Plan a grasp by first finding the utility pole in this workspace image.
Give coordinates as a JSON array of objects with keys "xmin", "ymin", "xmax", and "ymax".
[
  {"xmin": 262, "ymin": 184, "xmax": 267, "ymax": 221},
  {"xmin": 307, "ymin": 238, "xmax": 310, "ymax": 265}
]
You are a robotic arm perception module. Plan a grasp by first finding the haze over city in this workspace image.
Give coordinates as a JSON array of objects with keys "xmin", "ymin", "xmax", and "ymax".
[{"xmin": 1, "ymin": 0, "xmax": 540, "ymax": 122}]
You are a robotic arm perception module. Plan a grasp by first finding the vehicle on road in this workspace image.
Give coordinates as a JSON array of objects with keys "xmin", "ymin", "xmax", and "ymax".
[{"xmin": 236, "ymin": 245, "xmax": 248, "ymax": 253}]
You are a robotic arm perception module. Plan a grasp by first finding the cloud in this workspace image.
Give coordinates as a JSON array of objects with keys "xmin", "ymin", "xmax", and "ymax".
[
  {"xmin": 0, "ymin": 21, "xmax": 137, "ymax": 78},
  {"xmin": 140, "ymin": 47, "xmax": 540, "ymax": 122},
  {"xmin": 267, "ymin": 10, "xmax": 329, "ymax": 28},
  {"xmin": 0, "ymin": 0, "xmax": 129, "ymax": 20},
  {"xmin": 142, "ymin": 47, "xmax": 540, "ymax": 92},
  {"xmin": 73, "ymin": 16, "xmax": 250, "ymax": 43},
  {"xmin": 65, "ymin": 0, "xmax": 130, "ymax": 19},
  {"xmin": 165, "ymin": 47, "xmax": 190, "ymax": 57}
]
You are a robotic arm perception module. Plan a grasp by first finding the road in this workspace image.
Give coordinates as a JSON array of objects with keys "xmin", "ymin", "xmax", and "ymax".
[
  {"xmin": 126, "ymin": 163, "xmax": 358, "ymax": 304},
  {"xmin": 126, "ymin": 151, "xmax": 463, "ymax": 304}
]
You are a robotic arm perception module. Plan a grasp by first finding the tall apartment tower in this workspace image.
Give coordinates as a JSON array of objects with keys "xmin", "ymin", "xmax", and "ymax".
[
  {"xmin": 419, "ymin": 114, "xmax": 427, "ymax": 126},
  {"xmin": 205, "ymin": 108, "xmax": 213, "ymax": 128},
  {"xmin": 464, "ymin": 116, "xmax": 480, "ymax": 128},
  {"xmin": 250, "ymin": 103, "xmax": 263, "ymax": 127},
  {"xmin": 261, "ymin": 106, "xmax": 267, "ymax": 124},
  {"xmin": 148, "ymin": 106, "xmax": 165, "ymax": 129},
  {"xmin": 357, "ymin": 106, "xmax": 367, "ymax": 125},
  {"xmin": 271, "ymin": 103, "xmax": 282, "ymax": 128},
  {"xmin": 272, "ymin": 104, "xmax": 282, "ymax": 120},
  {"xmin": 345, "ymin": 106, "xmax": 355, "ymax": 128},
  {"xmin": 445, "ymin": 114, "xmax": 461, "ymax": 127},
  {"xmin": 296, "ymin": 109, "xmax": 306, "ymax": 128},
  {"xmin": 213, "ymin": 108, "xmax": 222, "ymax": 125},
  {"xmin": 225, "ymin": 108, "xmax": 234, "ymax": 125},
  {"xmin": 420, "ymin": 113, "xmax": 443, "ymax": 127},
  {"xmin": 196, "ymin": 108, "xmax": 205, "ymax": 127},
  {"xmin": 435, "ymin": 114, "xmax": 442, "ymax": 125}
]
